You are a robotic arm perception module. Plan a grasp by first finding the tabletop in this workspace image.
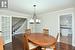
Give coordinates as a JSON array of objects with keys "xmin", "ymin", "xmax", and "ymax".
[
  {"xmin": 0, "ymin": 36, "xmax": 3, "ymax": 50},
  {"xmin": 27, "ymin": 33, "xmax": 56, "ymax": 47}
]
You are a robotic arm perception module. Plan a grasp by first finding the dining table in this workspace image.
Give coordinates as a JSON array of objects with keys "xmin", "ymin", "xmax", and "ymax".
[
  {"xmin": 0, "ymin": 36, "xmax": 3, "ymax": 50},
  {"xmin": 27, "ymin": 33, "xmax": 56, "ymax": 48}
]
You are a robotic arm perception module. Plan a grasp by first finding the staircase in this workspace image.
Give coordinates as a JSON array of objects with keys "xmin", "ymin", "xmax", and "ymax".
[{"xmin": 12, "ymin": 18, "xmax": 26, "ymax": 33}]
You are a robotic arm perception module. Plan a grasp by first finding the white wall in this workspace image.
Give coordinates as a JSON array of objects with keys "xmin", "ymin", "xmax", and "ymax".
[
  {"xmin": 37, "ymin": 8, "xmax": 75, "ymax": 46},
  {"xmin": 0, "ymin": 9, "xmax": 30, "ymax": 35},
  {"xmin": 0, "ymin": 17, "xmax": 1, "ymax": 31},
  {"xmin": 0, "ymin": 9, "xmax": 30, "ymax": 44},
  {"xmin": 72, "ymin": 8, "xmax": 75, "ymax": 46},
  {"xmin": 0, "ymin": 9, "xmax": 30, "ymax": 17},
  {"xmin": 38, "ymin": 8, "xmax": 74, "ymax": 37},
  {"xmin": 0, "ymin": 17, "xmax": 2, "ymax": 36}
]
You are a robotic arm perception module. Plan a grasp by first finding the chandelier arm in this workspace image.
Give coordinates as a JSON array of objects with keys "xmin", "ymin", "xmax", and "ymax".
[{"xmin": 29, "ymin": 5, "xmax": 40, "ymax": 24}]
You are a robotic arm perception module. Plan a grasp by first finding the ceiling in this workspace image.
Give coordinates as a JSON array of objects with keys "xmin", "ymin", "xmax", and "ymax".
[{"xmin": 8, "ymin": 0, "xmax": 75, "ymax": 15}]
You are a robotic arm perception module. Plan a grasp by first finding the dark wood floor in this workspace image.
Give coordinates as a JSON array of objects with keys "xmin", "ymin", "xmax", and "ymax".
[
  {"xmin": 4, "ymin": 42, "xmax": 75, "ymax": 50},
  {"xmin": 4, "ymin": 42, "xmax": 41, "ymax": 50},
  {"xmin": 4, "ymin": 43, "xmax": 12, "ymax": 50},
  {"xmin": 57, "ymin": 42, "xmax": 75, "ymax": 50}
]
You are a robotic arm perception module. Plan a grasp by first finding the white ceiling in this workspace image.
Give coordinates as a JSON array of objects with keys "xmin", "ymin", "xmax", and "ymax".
[{"xmin": 8, "ymin": 0, "xmax": 75, "ymax": 15}]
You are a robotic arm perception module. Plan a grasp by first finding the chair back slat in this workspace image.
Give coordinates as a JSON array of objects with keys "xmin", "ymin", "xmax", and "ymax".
[
  {"xmin": 56, "ymin": 33, "xmax": 59, "ymax": 42},
  {"xmin": 43, "ymin": 29, "xmax": 49, "ymax": 35},
  {"xmin": 25, "ymin": 29, "xmax": 31, "ymax": 34}
]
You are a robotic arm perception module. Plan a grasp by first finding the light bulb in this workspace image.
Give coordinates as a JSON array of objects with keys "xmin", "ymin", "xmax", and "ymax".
[
  {"xmin": 36, "ymin": 19, "xmax": 39, "ymax": 22},
  {"xmin": 29, "ymin": 18, "xmax": 34, "ymax": 24},
  {"xmin": 36, "ymin": 19, "xmax": 40, "ymax": 24}
]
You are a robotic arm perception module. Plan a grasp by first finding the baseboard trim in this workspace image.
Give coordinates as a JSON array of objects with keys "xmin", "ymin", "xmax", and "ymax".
[{"xmin": 4, "ymin": 40, "xmax": 12, "ymax": 45}]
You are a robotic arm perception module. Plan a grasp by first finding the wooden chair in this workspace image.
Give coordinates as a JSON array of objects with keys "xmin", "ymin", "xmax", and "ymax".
[
  {"xmin": 43, "ymin": 29, "xmax": 49, "ymax": 35},
  {"xmin": 25, "ymin": 29, "xmax": 31, "ymax": 37},
  {"xmin": 12, "ymin": 34, "xmax": 38, "ymax": 50},
  {"xmin": 25, "ymin": 29, "xmax": 31, "ymax": 34},
  {"xmin": 50, "ymin": 33, "xmax": 59, "ymax": 50},
  {"xmin": 42, "ymin": 33, "xmax": 59, "ymax": 50}
]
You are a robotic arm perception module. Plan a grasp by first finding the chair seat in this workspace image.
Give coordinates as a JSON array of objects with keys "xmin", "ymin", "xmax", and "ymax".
[
  {"xmin": 42, "ymin": 48, "xmax": 53, "ymax": 50},
  {"xmin": 46, "ymin": 48, "xmax": 53, "ymax": 50},
  {"xmin": 50, "ymin": 44, "xmax": 55, "ymax": 48},
  {"xmin": 28, "ymin": 42, "xmax": 38, "ymax": 50}
]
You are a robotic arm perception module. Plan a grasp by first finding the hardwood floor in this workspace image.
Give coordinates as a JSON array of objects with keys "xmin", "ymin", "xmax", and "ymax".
[
  {"xmin": 3, "ymin": 34, "xmax": 75, "ymax": 50},
  {"xmin": 4, "ymin": 43, "xmax": 12, "ymax": 50},
  {"xmin": 4, "ymin": 42, "xmax": 41, "ymax": 50},
  {"xmin": 56, "ymin": 42, "xmax": 75, "ymax": 50},
  {"xmin": 4, "ymin": 42, "xmax": 75, "ymax": 50}
]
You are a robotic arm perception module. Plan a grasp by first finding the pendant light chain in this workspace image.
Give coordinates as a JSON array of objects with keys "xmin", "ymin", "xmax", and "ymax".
[{"xmin": 33, "ymin": 5, "xmax": 36, "ymax": 19}]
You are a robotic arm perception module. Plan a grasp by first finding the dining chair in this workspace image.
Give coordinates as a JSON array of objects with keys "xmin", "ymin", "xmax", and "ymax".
[
  {"xmin": 25, "ymin": 29, "xmax": 31, "ymax": 34},
  {"xmin": 42, "ymin": 33, "xmax": 59, "ymax": 50},
  {"xmin": 43, "ymin": 29, "xmax": 49, "ymax": 35},
  {"xmin": 50, "ymin": 33, "xmax": 59, "ymax": 50},
  {"xmin": 12, "ymin": 34, "xmax": 38, "ymax": 50}
]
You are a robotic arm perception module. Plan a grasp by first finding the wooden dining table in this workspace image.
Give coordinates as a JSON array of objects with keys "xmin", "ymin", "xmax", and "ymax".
[
  {"xmin": 27, "ymin": 33, "xmax": 56, "ymax": 47},
  {"xmin": 0, "ymin": 36, "xmax": 3, "ymax": 50}
]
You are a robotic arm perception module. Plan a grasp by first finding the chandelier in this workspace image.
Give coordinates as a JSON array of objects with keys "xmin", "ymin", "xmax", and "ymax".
[{"xmin": 29, "ymin": 5, "xmax": 40, "ymax": 24}]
